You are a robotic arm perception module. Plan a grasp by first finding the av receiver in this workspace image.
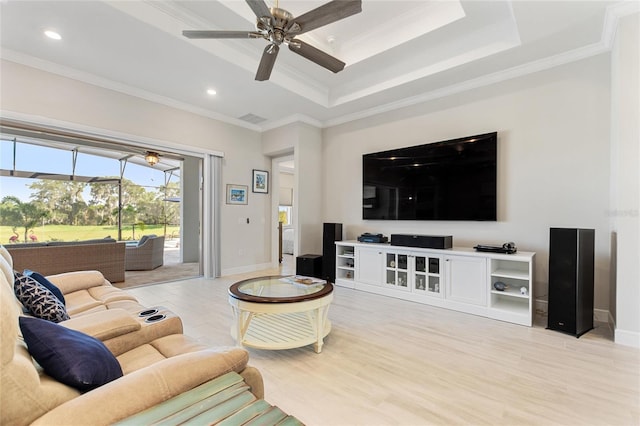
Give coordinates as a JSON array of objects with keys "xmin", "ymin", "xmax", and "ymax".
[{"xmin": 357, "ymin": 233, "xmax": 388, "ymax": 243}]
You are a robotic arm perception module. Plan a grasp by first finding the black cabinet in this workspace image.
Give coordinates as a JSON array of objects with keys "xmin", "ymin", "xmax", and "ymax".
[
  {"xmin": 547, "ymin": 228, "xmax": 595, "ymax": 337},
  {"xmin": 322, "ymin": 223, "xmax": 342, "ymax": 283},
  {"xmin": 296, "ymin": 254, "xmax": 323, "ymax": 279}
]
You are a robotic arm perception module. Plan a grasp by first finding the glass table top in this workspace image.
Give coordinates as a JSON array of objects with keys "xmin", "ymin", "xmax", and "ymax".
[{"xmin": 229, "ymin": 275, "xmax": 333, "ymax": 303}]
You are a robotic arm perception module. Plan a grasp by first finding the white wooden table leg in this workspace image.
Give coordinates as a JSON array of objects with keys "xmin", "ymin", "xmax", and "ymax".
[
  {"xmin": 314, "ymin": 307, "xmax": 323, "ymax": 353},
  {"xmin": 231, "ymin": 306, "xmax": 243, "ymax": 347}
]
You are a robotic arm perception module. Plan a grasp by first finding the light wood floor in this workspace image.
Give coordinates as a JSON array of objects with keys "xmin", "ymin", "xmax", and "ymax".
[{"xmin": 126, "ymin": 263, "xmax": 639, "ymax": 426}]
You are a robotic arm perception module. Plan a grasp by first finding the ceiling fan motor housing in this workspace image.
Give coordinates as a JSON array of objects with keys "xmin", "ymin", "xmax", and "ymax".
[{"xmin": 264, "ymin": 7, "xmax": 292, "ymax": 45}]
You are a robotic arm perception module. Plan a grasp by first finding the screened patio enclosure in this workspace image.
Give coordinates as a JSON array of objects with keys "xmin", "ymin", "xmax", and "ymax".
[{"xmin": 0, "ymin": 122, "xmax": 203, "ymax": 283}]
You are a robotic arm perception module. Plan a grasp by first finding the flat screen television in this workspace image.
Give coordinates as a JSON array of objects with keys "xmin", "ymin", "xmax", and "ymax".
[{"xmin": 363, "ymin": 132, "xmax": 497, "ymax": 221}]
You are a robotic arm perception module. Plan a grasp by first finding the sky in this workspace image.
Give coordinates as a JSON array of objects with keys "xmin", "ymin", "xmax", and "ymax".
[{"xmin": 0, "ymin": 140, "xmax": 176, "ymax": 201}]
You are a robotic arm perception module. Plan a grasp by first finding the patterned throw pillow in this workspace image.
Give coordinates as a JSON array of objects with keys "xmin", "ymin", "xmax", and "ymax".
[
  {"xmin": 23, "ymin": 269, "xmax": 66, "ymax": 305},
  {"xmin": 14, "ymin": 272, "xmax": 70, "ymax": 323}
]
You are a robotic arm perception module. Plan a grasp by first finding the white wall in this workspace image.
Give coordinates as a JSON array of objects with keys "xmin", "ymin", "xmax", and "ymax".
[
  {"xmin": 295, "ymin": 124, "xmax": 322, "ymax": 255},
  {"xmin": 322, "ymin": 54, "xmax": 612, "ymax": 311},
  {"xmin": 0, "ymin": 59, "xmax": 271, "ymax": 275},
  {"xmin": 263, "ymin": 123, "xmax": 323, "ymax": 256},
  {"xmin": 610, "ymin": 13, "xmax": 640, "ymax": 347}
]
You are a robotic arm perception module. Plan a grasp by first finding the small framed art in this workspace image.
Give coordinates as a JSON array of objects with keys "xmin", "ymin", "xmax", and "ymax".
[
  {"xmin": 226, "ymin": 184, "xmax": 248, "ymax": 205},
  {"xmin": 252, "ymin": 169, "xmax": 269, "ymax": 193}
]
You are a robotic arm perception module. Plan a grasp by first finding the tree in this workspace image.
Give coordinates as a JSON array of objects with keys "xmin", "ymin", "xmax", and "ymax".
[
  {"xmin": 89, "ymin": 179, "xmax": 121, "ymax": 225},
  {"xmin": 29, "ymin": 180, "xmax": 87, "ymax": 225},
  {"xmin": 0, "ymin": 196, "xmax": 50, "ymax": 243},
  {"xmin": 28, "ymin": 180, "xmax": 68, "ymax": 224}
]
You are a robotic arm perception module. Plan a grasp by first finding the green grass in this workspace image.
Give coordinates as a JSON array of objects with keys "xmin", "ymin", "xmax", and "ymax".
[{"xmin": 1, "ymin": 224, "xmax": 180, "ymax": 244}]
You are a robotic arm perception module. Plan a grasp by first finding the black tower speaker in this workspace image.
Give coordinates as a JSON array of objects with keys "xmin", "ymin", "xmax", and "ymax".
[
  {"xmin": 547, "ymin": 228, "xmax": 595, "ymax": 337},
  {"xmin": 322, "ymin": 223, "xmax": 343, "ymax": 283}
]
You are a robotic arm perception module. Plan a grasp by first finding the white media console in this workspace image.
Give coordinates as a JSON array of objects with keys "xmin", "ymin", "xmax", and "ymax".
[{"xmin": 335, "ymin": 241, "xmax": 536, "ymax": 326}]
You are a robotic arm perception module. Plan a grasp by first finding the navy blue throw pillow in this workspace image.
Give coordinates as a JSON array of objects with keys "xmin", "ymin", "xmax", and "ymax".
[
  {"xmin": 19, "ymin": 316, "xmax": 123, "ymax": 392},
  {"xmin": 23, "ymin": 269, "xmax": 66, "ymax": 305}
]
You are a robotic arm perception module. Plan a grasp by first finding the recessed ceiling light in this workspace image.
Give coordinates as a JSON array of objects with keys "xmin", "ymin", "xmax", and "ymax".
[
  {"xmin": 44, "ymin": 30, "xmax": 62, "ymax": 40},
  {"xmin": 206, "ymin": 89, "xmax": 217, "ymax": 96}
]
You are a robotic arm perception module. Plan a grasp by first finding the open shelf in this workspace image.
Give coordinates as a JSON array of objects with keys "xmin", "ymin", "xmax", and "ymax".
[
  {"xmin": 489, "ymin": 297, "xmax": 530, "ymax": 315},
  {"xmin": 491, "ymin": 268, "xmax": 529, "ymax": 281},
  {"xmin": 335, "ymin": 243, "xmax": 356, "ymax": 285},
  {"xmin": 490, "ymin": 288, "xmax": 528, "ymax": 299}
]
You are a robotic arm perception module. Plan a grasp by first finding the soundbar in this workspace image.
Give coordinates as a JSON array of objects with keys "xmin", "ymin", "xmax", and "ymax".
[{"xmin": 390, "ymin": 234, "xmax": 453, "ymax": 249}]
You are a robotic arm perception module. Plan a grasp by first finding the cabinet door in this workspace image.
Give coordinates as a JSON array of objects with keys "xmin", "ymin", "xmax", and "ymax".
[
  {"xmin": 445, "ymin": 255, "xmax": 487, "ymax": 306},
  {"xmin": 356, "ymin": 247, "xmax": 383, "ymax": 285},
  {"xmin": 413, "ymin": 254, "xmax": 443, "ymax": 297},
  {"xmin": 385, "ymin": 251, "xmax": 410, "ymax": 289}
]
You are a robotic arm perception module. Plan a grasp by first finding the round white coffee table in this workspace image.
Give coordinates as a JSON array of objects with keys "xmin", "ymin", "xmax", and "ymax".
[{"xmin": 228, "ymin": 276, "xmax": 333, "ymax": 353}]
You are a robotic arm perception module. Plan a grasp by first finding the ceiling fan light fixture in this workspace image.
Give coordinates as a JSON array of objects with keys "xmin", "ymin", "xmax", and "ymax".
[{"xmin": 145, "ymin": 151, "xmax": 160, "ymax": 166}]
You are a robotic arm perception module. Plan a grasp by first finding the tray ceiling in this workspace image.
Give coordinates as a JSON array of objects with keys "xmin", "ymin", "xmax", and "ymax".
[{"xmin": 0, "ymin": 1, "xmax": 635, "ymax": 130}]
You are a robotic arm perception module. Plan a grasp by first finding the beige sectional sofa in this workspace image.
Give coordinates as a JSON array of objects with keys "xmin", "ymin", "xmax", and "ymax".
[{"xmin": 0, "ymin": 245, "xmax": 265, "ymax": 426}]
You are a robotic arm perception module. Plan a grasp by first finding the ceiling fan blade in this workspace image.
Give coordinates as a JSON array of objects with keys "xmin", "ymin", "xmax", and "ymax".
[
  {"xmin": 290, "ymin": 0, "xmax": 362, "ymax": 35},
  {"xmin": 182, "ymin": 30, "xmax": 261, "ymax": 39},
  {"xmin": 288, "ymin": 40, "xmax": 345, "ymax": 73},
  {"xmin": 246, "ymin": 0, "xmax": 271, "ymax": 19},
  {"xmin": 255, "ymin": 44, "xmax": 280, "ymax": 81}
]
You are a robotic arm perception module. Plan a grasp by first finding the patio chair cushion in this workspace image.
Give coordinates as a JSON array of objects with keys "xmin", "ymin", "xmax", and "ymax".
[
  {"xmin": 137, "ymin": 234, "xmax": 156, "ymax": 247},
  {"xmin": 19, "ymin": 316, "xmax": 123, "ymax": 391},
  {"xmin": 14, "ymin": 272, "xmax": 69, "ymax": 323}
]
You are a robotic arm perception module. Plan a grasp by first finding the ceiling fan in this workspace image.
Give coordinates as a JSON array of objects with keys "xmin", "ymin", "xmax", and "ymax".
[{"xmin": 182, "ymin": 0, "xmax": 362, "ymax": 81}]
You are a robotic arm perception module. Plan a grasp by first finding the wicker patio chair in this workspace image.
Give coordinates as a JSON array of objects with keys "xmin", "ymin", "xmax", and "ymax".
[{"xmin": 125, "ymin": 235, "xmax": 165, "ymax": 270}]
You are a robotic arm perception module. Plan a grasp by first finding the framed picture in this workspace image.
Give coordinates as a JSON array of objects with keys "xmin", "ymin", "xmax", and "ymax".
[
  {"xmin": 252, "ymin": 169, "xmax": 269, "ymax": 193},
  {"xmin": 226, "ymin": 184, "xmax": 248, "ymax": 205}
]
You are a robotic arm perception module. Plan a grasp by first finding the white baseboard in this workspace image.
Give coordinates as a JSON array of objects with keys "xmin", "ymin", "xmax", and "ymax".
[
  {"xmin": 221, "ymin": 262, "xmax": 273, "ymax": 276},
  {"xmin": 534, "ymin": 299, "xmax": 610, "ymax": 323},
  {"xmin": 614, "ymin": 328, "xmax": 640, "ymax": 348},
  {"xmin": 594, "ymin": 308, "xmax": 609, "ymax": 323}
]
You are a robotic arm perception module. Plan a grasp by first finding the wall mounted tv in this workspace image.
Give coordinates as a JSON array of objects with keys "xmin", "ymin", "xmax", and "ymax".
[{"xmin": 363, "ymin": 132, "xmax": 497, "ymax": 221}]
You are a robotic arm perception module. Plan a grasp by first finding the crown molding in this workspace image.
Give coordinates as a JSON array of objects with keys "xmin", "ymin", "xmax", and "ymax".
[{"xmin": 601, "ymin": 1, "xmax": 640, "ymax": 48}]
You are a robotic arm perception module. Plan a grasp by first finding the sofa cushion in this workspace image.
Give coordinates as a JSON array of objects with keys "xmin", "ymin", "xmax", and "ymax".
[
  {"xmin": 63, "ymin": 291, "xmax": 105, "ymax": 317},
  {"xmin": 14, "ymin": 272, "xmax": 69, "ymax": 323},
  {"xmin": 19, "ymin": 316, "xmax": 123, "ymax": 392},
  {"xmin": 24, "ymin": 269, "xmax": 66, "ymax": 305}
]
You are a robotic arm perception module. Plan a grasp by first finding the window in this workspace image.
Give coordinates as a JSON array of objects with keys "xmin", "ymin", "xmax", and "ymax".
[{"xmin": 278, "ymin": 206, "xmax": 292, "ymax": 225}]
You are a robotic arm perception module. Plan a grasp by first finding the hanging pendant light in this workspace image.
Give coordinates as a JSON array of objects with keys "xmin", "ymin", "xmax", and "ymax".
[{"xmin": 145, "ymin": 151, "xmax": 160, "ymax": 166}]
